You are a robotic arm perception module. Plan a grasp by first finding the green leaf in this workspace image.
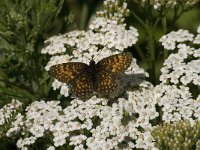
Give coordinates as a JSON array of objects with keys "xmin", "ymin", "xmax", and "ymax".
[
  {"xmin": 0, "ymin": 36, "xmax": 15, "ymax": 51},
  {"xmin": 0, "ymin": 85, "xmax": 35, "ymax": 101}
]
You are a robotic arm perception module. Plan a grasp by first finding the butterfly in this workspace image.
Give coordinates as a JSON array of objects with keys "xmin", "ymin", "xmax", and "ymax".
[{"xmin": 50, "ymin": 52, "xmax": 132, "ymax": 99}]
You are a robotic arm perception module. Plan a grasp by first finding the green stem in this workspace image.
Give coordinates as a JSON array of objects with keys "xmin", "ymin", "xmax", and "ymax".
[
  {"xmin": 134, "ymin": 44, "xmax": 146, "ymax": 62},
  {"xmin": 172, "ymin": 5, "xmax": 184, "ymax": 27},
  {"xmin": 172, "ymin": 6, "xmax": 178, "ymax": 26},
  {"xmin": 171, "ymin": 5, "xmax": 184, "ymax": 30},
  {"xmin": 152, "ymin": 18, "xmax": 160, "ymax": 31},
  {"xmin": 161, "ymin": 16, "xmax": 168, "ymax": 59},
  {"xmin": 161, "ymin": 16, "xmax": 167, "ymax": 34},
  {"xmin": 130, "ymin": 11, "xmax": 147, "ymax": 63},
  {"xmin": 147, "ymin": 26, "xmax": 156, "ymax": 84},
  {"xmin": 80, "ymin": 3, "xmax": 89, "ymax": 30},
  {"xmin": 130, "ymin": 11, "xmax": 147, "ymax": 29}
]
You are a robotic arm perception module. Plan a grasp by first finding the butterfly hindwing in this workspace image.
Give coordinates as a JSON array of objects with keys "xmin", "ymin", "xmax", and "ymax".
[
  {"xmin": 70, "ymin": 72, "xmax": 94, "ymax": 98},
  {"xmin": 96, "ymin": 52, "xmax": 132, "ymax": 75},
  {"xmin": 50, "ymin": 62, "xmax": 89, "ymax": 83},
  {"xmin": 95, "ymin": 71, "xmax": 117, "ymax": 95}
]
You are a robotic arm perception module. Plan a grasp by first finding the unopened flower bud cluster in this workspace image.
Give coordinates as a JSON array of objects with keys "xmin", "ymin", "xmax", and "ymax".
[
  {"xmin": 96, "ymin": 0, "xmax": 129, "ymax": 24},
  {"xmin": 132, "ymin": 0, "xmax": 199, "ymax": 10},
  {"xmin": 152, "ymin": 120, "xmax": 200, "ymax": 149}
]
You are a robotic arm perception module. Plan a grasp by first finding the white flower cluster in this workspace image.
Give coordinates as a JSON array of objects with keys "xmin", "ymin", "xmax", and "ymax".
[
  {"xmin": 160, "ymin": 44, "xmax": 200, "ymax": 85},
  {"xmin": 7, "ymin": 101, "xmax": 62, "ymax": 149},
  {"xmin": 5, "ymin": 94, "xmax": 160, "ymax": 150},
  {"xmin": 160, "ymin": 26, "xmax": 200, "ymax": 87},
  {"xmin": 41, "ymin": 34, "xmax": 68, "ymax": 55},
  {"xmin": 4, "ymin": 84, "xmax": 199, "ymax": 149},
  {"xmin": 42, "ymin": 0, "xmax": 140, "ymax": 98},
  {"xmin": 6, "ymin": 113, "xmax": 24, "ymax": 137},
  {"xmin": 0, "ymin": 81, "xmax": 198, "ymax": 150},
  {"xmin": 158, "ymin": 25, "xmax": 200, "ymax": 125},
  {"xmin": 154, "ymin": 84, "xmax": 200, "ymax": 126},
  {"xmin": 159, "ymin": 29, "xmax": 194, "ymax": 50},
  {"xmin": 194, "ymin": 25, "xmax": 200, "ymax": 44},
  {"xmin": 0, "ymin": 99, "xmax": 22, "ymax": 126},
  {"xmin": 132, "ymin": 0, "xmax": 199, "ymax": 10}
]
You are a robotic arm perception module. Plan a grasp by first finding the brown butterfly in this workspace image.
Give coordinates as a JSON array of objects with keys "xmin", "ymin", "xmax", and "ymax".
[{"xmin": 50, "ymin": 52, "xmax": 132, "ymax": 99}]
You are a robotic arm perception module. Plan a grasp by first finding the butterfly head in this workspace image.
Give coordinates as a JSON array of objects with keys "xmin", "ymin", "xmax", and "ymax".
[
  {"xmin": 89, "ymin": 60, "xmax": 96, "ymax": 71},
  {"xmin": 89, "ymin": 60, "xmax": 96, "ymax": 66}
]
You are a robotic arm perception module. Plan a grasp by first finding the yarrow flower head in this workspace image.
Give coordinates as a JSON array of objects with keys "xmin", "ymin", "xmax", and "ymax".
[
  {"xmin": 42, "ymin": 0, "xmax": 141, "ymax": 98},
  {"xmin": 154, "ymin": 84, "xmax": 199, "ymax": 125},
  {"xmin": 4, "ymin": 95, "xmax": 160, "ymax": 150},
  {"xmin": 159, "ymin": 29, "xmax": 194, "ymax": 50},
  {"xmin": 7, "ymin": 101, "xmax": 62, "ymax": 149},
  {"xmin": 0, "ymin": 99, "xmax": 22, "ymax": 126},
  {"xmin": 159, "ymin": 26, "xmax": 200, "ymax": 88},
  {"xmin": 158, "ymin": 25, "xmax": 200, "ymax": 126},
  {"xmin": 4, "ymin": 82, "xmax": 199, "ymax": 149}
]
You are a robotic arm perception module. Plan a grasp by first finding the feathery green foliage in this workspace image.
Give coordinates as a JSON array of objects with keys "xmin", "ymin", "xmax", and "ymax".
[{"xmin": 0, "ymin": 0, "xmax": 71, "ymax": 105}]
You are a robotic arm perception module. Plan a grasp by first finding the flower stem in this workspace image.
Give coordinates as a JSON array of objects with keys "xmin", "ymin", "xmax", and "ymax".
[
  {"xmin": 130, "ymin": 11, "xmax": 147, "ymax": 29},
  {"xmin": 80, "ymin": 3, "xmax": 89, "ymax": 30},
  {"xmin": 135, "ymin": 44, "xmax": 147, "ymax": 63},
  {"xmin": 161, "ymin": 16, "xmax": 168, "ymax": 59},
  {"xmin": 147, "ymin": 26, "xmax": 156, "ymax": 84}
]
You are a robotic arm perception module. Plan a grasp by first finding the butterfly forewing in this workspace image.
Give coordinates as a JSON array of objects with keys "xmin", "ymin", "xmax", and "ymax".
[
  {"xmin": 95, "ymin": 71, "xmax": 117, "ymax": 95},
  {"xmin": 71, "ymin": 72, "xmax": 94, "ymax": 98},
  {"xmin": 96, "ymin": 52, "xmax": 132, "ymax": 75},
  {"xmin": 50, "ymin": 62, "xmax": 89, "ymax": 83}
]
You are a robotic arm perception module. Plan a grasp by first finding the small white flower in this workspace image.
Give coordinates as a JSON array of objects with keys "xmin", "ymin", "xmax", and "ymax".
[
  {"xmin": 70, "ymin": 135, "xmax": 87, "ymax": 146},
  {"xmin": 47, "ymin": 146, "xmax": 55, "ymax": 150},
  {"xmin": 60, "ymin": 85, "xmax": 70, "ymax": 97},
  {"xmin": 74, "ymin": 144, "xmax": 85, "ymax": 150},
  {"xmin": 53, "ymin": 135, "xmax": 66, "ymax": 147}
]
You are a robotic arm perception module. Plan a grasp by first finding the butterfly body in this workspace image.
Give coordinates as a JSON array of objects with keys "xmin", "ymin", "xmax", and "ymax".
[
  {"xmin": 88, "ymin": 60, "xmax": 97, "ymax": 84},
  {"xmin": 50, "ymin": 52, "xmax": 132, "ymax": 99}
]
